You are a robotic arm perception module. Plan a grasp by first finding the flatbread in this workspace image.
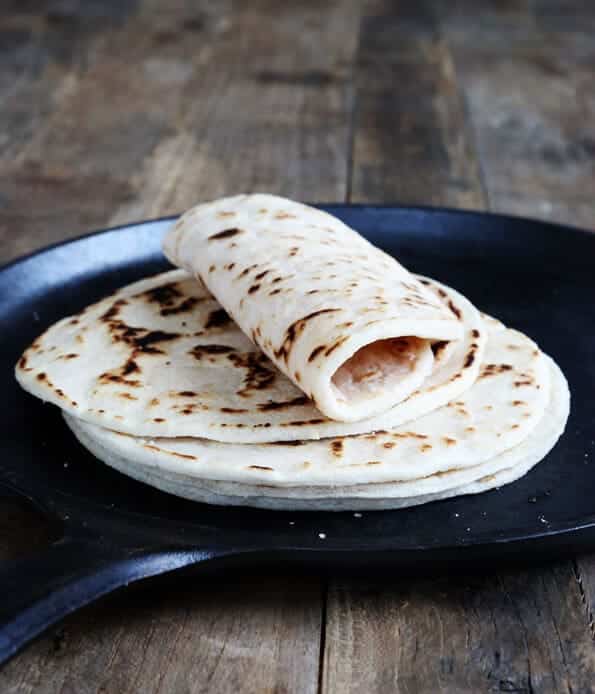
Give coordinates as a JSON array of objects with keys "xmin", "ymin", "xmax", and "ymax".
[
  {"xmin": 163, "ymin": 194, "xmax": 464, "ymax": 421},
  {"xmin": 62, "ymin": 318, "xmax": 564, "ymax": 510},
  {"xmin": 64, "ymin": 357, "xmax": 567, "ymax": 511},
  {"xmin": 15, "ymin": 271, "xmax": 485, "ymax": 443}
]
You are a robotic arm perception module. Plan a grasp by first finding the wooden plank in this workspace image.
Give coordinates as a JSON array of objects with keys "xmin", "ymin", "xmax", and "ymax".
[
  {"xmin": 0, "ymin": 2, "xmax": 145, "ymax": 261},
  {"xmin": 323, "ymin": 2, "xmax": 595, "ymax": 692},
  {"xmin": 323, "ymin": 565, "xmax": 595, "ymax": 693},
  {"xmin": 575, "ymin": 555, "xmax": 595, "ymax": 642},
  {"xmin": 442, "ymin": 0, "xmax": 595, "ymax": 220},
  {"xmin": 107, "ymin": 0, "xmax": 361, "ymax": 223},
  {"xmin": 1, "ymin": 0, "xmax": 361, "ymax": 261},
  {"xmin": 0, "ymin": 572, "xmax": 322, "ymax": 694},
  {"xmin": 1, "ymin": 0, "xmax": 364, "ymax": 689},
  {"xmin": 349, "ymin": 0, "xmax": 485, "ymax": 207}
]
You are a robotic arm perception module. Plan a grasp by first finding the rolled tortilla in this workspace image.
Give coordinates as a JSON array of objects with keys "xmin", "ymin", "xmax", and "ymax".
[{"xmin": 163, "ymin": 194, "xmax": 463, "ymax": 422}]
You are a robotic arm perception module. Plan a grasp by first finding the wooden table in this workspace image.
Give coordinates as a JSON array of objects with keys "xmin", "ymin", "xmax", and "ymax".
[{"xmin": 2, "ymin": 1, "xmax": 595, "ymax": 691}]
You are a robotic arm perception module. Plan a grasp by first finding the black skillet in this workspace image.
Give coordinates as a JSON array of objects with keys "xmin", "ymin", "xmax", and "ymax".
[{"xmin": 1, "ymin": 206, "xmax": 594, "ymax": 664}]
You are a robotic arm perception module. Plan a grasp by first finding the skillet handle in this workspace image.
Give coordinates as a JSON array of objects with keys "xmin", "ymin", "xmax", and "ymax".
[{"xmin": 0, "ymin": 537, "xmax": 210, "ymax": 665}]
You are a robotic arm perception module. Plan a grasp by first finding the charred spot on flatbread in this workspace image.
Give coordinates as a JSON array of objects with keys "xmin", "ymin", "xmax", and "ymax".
[
  {"xmin": 208, "ymin": 228, "xmax": 243, "ymax": 241},
  {"xmin": 275, "ymin": 308, "xmax": 342, "ymax": 363}
]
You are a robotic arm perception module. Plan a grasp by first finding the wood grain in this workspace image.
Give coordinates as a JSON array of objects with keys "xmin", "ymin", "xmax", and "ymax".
[
  {"xmin": 0, "ymin": 0, "xmax": 361, "ymax": 261},
  {"xmin": 575, "ymin": 555, "xmax": 595, "ymax": 645},
  {"xmin": 442, "ymin": 0, "xmax": 595, "ymax": 226},
  {"xmin": 107, "ymin": 0, "xmax": 362, "ymax": 223},
  {"xmin": 0, "ymin": 572, "xmax": 322, "ymax": 694},
  {"xmin": 0, "ymin": 0, "xmax": 144, "ymax": 261},
  {"xmin": 349, "ymin": 0, "xmax": 485, "ymax": 208},
  {"xmin": 323, "ymin": 565, "xmax": 595, "ymax": 693}
]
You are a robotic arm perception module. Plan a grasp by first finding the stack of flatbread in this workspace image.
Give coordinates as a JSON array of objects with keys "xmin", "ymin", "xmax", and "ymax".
[{"xmin": 15, "ymin": 195, "xmax": 569, "ymax": 510}]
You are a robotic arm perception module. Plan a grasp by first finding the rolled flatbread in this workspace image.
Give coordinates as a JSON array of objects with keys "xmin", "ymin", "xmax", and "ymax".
[{"xmin": 163, "ymin": 194, "xmax": 463, "ymax": 422}]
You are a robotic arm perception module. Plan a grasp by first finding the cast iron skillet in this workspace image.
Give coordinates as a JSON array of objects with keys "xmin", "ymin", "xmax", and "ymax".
[{"xmin": 1, "ymin": 206, "xmax": 594, "ymax": 664}]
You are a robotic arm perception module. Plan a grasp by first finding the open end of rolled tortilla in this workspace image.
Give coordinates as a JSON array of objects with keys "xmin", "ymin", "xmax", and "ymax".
[{"xmin": 330, "ymin": 337, "xmax": 434, "ymax": 407}]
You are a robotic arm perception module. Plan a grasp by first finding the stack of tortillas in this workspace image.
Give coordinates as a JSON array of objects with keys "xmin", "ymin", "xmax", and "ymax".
[{"xmin": 15, "ymin": 195, "xmax": 569, "ymax": 510}]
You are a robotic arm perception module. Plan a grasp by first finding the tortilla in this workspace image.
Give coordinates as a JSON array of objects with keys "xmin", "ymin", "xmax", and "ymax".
[
  {"xmin": 62, "ymin": 321, "xmax": 566, "ymax": 510},
  {"xmin": 64, "ymin": 357, "xmax": 567, "ymax": 510},
  {"xmin": 163, "ymin": 194, "xmax": 464, "ymax": 422},
  {"xmin": 15, "ymin": 271, "xmax": 485, "ymax": 443}
]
